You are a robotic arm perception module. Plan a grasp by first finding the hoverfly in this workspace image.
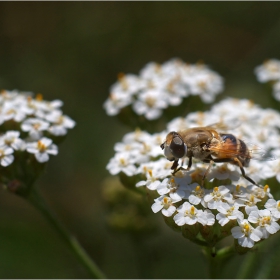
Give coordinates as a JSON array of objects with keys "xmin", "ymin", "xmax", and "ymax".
[{"xmin": 160, "ymin": 124, "xmax": 273, "ymax": 186}]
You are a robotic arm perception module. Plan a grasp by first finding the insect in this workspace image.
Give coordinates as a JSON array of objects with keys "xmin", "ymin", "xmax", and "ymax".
[{"xmin": 160, "ymin": 124, "xmax": 270, "ymax": 187}]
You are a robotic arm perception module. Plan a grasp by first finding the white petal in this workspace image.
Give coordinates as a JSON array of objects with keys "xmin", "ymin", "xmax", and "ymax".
[
  {"xmin": 1, "ymin": 155, "xmax": 14, "ymax": 166},
  {"xmin": 35, "ymin": 152, "xmax": 49, "ymax": 163},
  {"xmin": 151, "ymin": 202, "xmax": 163, "ymax": 213}
]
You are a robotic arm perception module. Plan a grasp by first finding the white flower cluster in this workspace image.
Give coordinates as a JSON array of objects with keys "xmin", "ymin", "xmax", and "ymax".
[
  {"xmin": 255, "ymin": 59, "xmax": 280, "ymax": 101},
  {"xmin": 106, "ymin": 98, "xmax": 280, "ymax": 248},
  {"xmin": 104, "ymin": 59, "xmax": 224, "ymax": 120},
  {"xmin": 0, "ymin": 90, "xmax": 75, "ymax": 165}
]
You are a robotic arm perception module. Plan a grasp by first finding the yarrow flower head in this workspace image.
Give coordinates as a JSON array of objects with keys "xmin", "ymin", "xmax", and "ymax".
[
  {"xmin": 103, "ymin": 58, "xmax": 224, "ymax": 120},
  {"xmin": 0, "ymin": 90, "xmax": 75, "ymax": 193},
  {"xmin": 106, "ymin": 97, "xmax": 280, "ymax": 251},
  {"xmin": 255, "ymin": 58, "xmax": 280, "ymax": 101}
]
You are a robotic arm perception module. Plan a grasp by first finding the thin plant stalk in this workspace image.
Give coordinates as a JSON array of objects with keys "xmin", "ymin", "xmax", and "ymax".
[{"xmin": 26, "ymin": 187, "xmax": 106, "ymax": 279}]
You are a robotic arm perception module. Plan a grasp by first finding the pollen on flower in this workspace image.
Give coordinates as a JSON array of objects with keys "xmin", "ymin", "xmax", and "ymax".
[
  {"xmin": 213, "ymin": 186, "xmax": 219, "ymax": 192},
  {"xmin": 236, "ymin": 185, "xmax": 241, "ymax": 192},
  {"xmin": 198, "ymin": 81, "xmax": 207, "ymax": 91},
  {"xmin": 148, "ymin": 169, "xmax": 153, "ymax": 177},
  {"xmin": 163, "ymin": 197, "xmax": 171, "ymax": 209},
  {"xmin": 190, "ymin": 206, "xmax": 195, "ymax": 215},
  {"xmin": 243, "ymin": 223, "xmax": 250, "ymax": 236},
  {"xmin": 264, "ymin": 185, "xmax": 269, "ymax": 192},
  {"xmin": 37, "ymin": 140, "xmax": 47, "ymax": 152},
  {"xmin": 33, "ymin": 123, "xmax": 41, "ymax": 130},
  {"xmin": 146, "ymin": 96, "xmax": 156, "ymax": 108},
  {"xmin": 260, "ymin": 216, "xmax": 271, "ymax": 226},
  {"xmin": 36, "ymin": 93, "xmax": 43, "ymax": 101},
  {"xmin": 119, "ymin": 157, "xmax": 126, "ymax": 166}
]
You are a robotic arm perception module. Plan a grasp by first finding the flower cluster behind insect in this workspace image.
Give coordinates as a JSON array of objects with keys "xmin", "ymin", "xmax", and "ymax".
[
  {"xmin": 104, "ymin": 58, "xmax": 224, "ymax": 120},
  {"xmin": 255, "ymin": 58, "xmax": 280, "ymax": 102}
]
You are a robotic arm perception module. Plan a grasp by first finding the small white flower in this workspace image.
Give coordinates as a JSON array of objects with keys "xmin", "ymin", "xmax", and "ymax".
[
  {"xmin": 151, "ymin": 195, "xmax": 179, "ymax": 217},
  {"xmin": 216, "ymin": 202, "xmax": 243, "ymax": 226},
  {"xmin": 103, "ymin": 92, "xmax": 132, "ymax": 116},
  {"xmin": 231, "ymin": 218, "xmax": 262, "ymax": 248},
  {"xmin": 255, "ymin": 59, "xmax": 280, "ymax": 82},
  {"xmin": 157, "ymin": 177, "xmax": 185, "ymax": 201},
  {"xmin": 174, "ymin": 201, "xmax": 206, "ymax": 226},
  {"xmin": 273, "ymin": 80, "xmax": 280, "ymax": 101},
  {"xmin": 0, "ymin": 131, "xmax": 25, "ymax": 151},
  {"xmin": 248, "ymin": 209, "xmax": 280, "ymax": 239},
  {"xmin": 2, "ymin": 101, "xmax": 26, "ymax": 122},
  {"xmin": 0, "ymin": 146, "xmax": 14, "ymax": 166},
  {"xmin": 106, "ymin": 152, "xmax": 137, "ymax": 176},
  {"xmin": 204, "ymin": 186, "xmax": 233, "ymax": 209},
  {"xmin": 184, "ymin": 183, "xmax": 207, "ymax": 207},
  {"xmin": 203, "ymin": 209, "xmax": 216, "ymax": 226},
  {"xmin": 26, "ymin": 137, "xmax": 58, "ymax": 163},
  {"xmin": 46, "ymin": 111, "xmax": 76, "ymax": 136},
  {"xmin": 21, "ymin": 118, "xmax": 50, "ymax": 140},
  {"xmin": 265, "ymin": 198, "xmax": 280, "ymax": 219},
  {"xmin": 133, "ymin": 89, "xmax": 168, "ymax": 120},
  {"xmin": 207, "ymin": 164, "xmax": 240, "ymax": 182},
  {"xmin": 136, "ymin": 169, "xmax": 163, "ymax": 191}
]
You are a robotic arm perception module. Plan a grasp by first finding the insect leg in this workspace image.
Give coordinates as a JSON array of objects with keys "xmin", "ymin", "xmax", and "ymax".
[
  {"xmin": 171, "ymin": 160, "xmax": 179, "ymax": 171},
  {"xmin": 201, "ymin": 160, "xmax": 214, "ymax": 187},
  {"xmin": 210, "ymin": 157, "xmax": 259, "ymax": 187},
  {"xmin": 172, "ymin": 157, "xmax": 192, "ymax": 175},
  {"xmin": 233, "ymin": 157, "xmax": 259, "ymax": 187}
]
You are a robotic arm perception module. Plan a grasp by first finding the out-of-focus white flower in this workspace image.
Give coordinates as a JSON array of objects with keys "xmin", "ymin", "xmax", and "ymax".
[
  {"xmin": 21, "ymin": 118, "xmax": 50, "ymax": 140},
  {"xmin": 265, "ymin": 199, "xmax": 280, "ymax": 219},
  {"xmin": 0, "ymin": 131, "xmax": 25, "ymax": 151},
  {"xmin": 46, "ymin": 111, "xmax": 76, "ymax": 136},
  {"xmin": 104, "ymin": 59, "xmax": 224, "ymax": 119},
  {"xmin": 103, "ymin": 92, "xmax": 132, "ymax": 116},
  {"xmin": 207, "ymin": 164, "xmax": 240, "ymax": 182},
  {"xmin": 133, "ymin": 89, "xmax": 168, "ymax": 120},
  {"xmin": 0, "ymin": 146, "xmax": 14, "ymax": 166},
  {"xmin": 26, "ymin": 137, "xmax": 58, "ymax": 163},
  {"xmin": 2, "ymin": 101, "xmax": 26, "ymax": 122},
  {"xmin": 273, "ymin": 80, "xmax": 280, "ymax": 101},
  {"xmin": 106, "ymin": 152, "xmax": 137, "ymax": 176},
  {"xmin": 255, "ymin": 59, "xmax": 280, "ymax": 82}
]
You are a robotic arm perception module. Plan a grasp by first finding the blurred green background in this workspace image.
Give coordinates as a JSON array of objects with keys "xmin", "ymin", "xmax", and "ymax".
[{"xmin": 1, "ymin": 2, "xmax": 280, "ymax": 278}]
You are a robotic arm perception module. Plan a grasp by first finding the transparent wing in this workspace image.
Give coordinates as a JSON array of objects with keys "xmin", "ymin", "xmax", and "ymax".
[{"xmin": 205, "ymin": 119, "xmax": 241, "ymax": 132}]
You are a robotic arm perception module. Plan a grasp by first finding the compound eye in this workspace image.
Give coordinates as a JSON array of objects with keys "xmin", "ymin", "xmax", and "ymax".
[
  {"xmin": 163, "ymin": 145, "xmax": 175, "ymax": 161},
  {"xmin": 170, "ymin": 136, "xmax": 185, "ymax": 158}
]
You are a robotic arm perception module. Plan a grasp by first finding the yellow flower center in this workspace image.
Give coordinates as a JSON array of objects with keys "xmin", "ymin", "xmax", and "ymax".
[{"xmin": 37, "ymin": 141, "xmax": 47, "ymax": 152}]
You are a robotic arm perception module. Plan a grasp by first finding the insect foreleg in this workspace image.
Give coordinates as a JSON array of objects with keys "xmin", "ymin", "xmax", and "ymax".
[{"xmin": 172, "ymin": 156, "xmax": 192, "ymax": 175}]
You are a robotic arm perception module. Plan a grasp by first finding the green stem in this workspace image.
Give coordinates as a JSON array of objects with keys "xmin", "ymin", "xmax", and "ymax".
[
  {"xmin": 204, "ymin": 246, "xmax": 236, "ymax": 279},
  {"xmin": 25, "ymin": 187, "xmax": 106, "ymax": 279}
]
